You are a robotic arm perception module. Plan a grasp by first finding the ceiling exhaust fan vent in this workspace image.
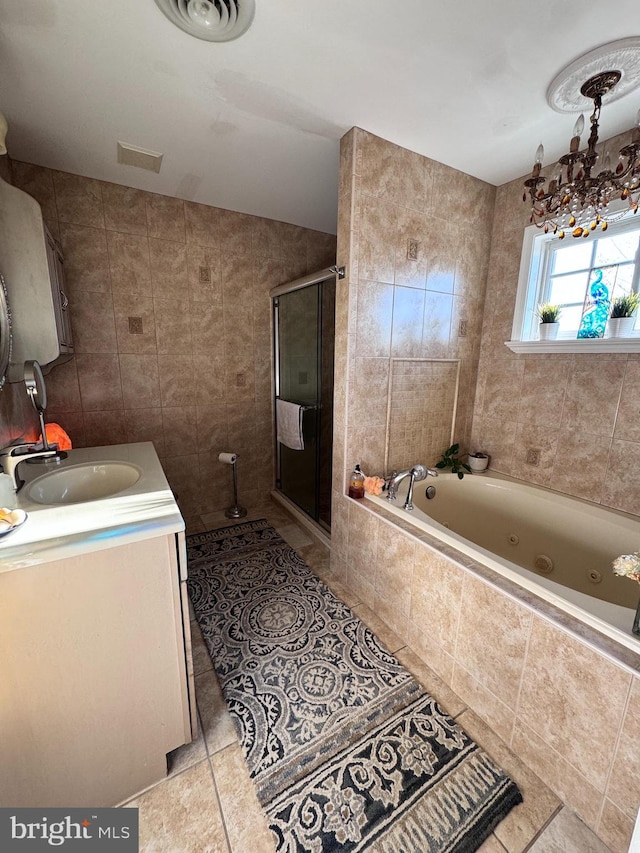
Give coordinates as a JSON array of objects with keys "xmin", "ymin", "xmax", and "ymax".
[{"xmin": 154, "ymin": 0, "xmax": 255, "ymax": 42}]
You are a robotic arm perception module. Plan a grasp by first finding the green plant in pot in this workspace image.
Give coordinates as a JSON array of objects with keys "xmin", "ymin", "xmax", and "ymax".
[
  {"xmin": 435, "ymin": 443, "xmax": 471, "ymax": 479},
  {"xmin": 608, "ymin": 293, "xmax": 640, "ymax": 338},
  {"xmin": 536, "ymin": 303, "xmax": 561, "ymax": 340}
]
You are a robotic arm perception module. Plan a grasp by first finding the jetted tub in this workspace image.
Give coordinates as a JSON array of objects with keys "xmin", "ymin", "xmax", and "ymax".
[{"xmin": 366, "ymin": 471, "xmax": 640, "ymax": 655}]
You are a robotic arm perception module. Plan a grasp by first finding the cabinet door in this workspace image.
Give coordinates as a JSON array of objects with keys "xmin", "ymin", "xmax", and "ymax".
[{"xmin": 45, "ymin": 230, "xmax": 73, "ymax": 351}]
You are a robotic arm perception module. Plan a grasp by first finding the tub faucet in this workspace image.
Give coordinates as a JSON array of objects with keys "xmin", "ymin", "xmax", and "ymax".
[
  {"xmin": 0, "ymin": 443, "xmax": 61, "ymax": 491},
  {"xmin": 385, "ymin": 464, "xmax": 438, "ymax": 511}
]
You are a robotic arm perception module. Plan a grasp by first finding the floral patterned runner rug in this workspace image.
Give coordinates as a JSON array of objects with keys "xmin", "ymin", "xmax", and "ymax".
[{"xmin": 187, "ymin": 518, "xmax": 522, "ymax": 853}]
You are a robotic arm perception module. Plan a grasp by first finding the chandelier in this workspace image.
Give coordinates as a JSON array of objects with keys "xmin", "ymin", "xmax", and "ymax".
[{"xmin": 524, "ymin": 70, "xmax": 640, "ymax": 238}]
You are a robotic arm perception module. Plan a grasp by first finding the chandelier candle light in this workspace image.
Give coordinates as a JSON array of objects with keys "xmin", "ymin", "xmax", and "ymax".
[{"xmin": 524, "ymin": 71, "xmax": 640, "ymax": 238}]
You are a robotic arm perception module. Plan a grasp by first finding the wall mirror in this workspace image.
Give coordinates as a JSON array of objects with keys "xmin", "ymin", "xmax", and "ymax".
[
  {"xmin": 385, "ymin": 358, "xmax": 460, "ymax": 474},
  {"xmin": 0, "ymin": 273, "xmax": 12, "ymax": 391}
]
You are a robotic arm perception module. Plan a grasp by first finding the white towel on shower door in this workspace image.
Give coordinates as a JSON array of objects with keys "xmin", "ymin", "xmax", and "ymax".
[{"xmin": 276, "ymin": 399, "xmax": 305, "ymax": 451}]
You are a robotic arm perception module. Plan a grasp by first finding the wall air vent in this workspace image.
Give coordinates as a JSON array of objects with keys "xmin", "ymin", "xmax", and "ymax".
[
  {"xmin": 154, "ymin": 0, "xmax": 255, "ymax": 42},
  {"xmin": 117, "ymin": 142, "xmax": 164, "ymax": 173}
]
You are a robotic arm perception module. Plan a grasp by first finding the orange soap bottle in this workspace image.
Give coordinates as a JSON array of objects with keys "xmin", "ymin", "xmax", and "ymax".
[{"xmin": 348, "ymin": 464, "xmax": 365, "ymax": 499}]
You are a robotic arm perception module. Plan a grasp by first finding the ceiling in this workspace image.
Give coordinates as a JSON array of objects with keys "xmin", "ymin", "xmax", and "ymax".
[{"xmin": 1, "ymin": 0, "xmax": 640, "ymax": 234}]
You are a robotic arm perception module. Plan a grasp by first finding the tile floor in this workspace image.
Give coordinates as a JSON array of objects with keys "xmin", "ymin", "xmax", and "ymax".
[{"xmin": 122, "ymin": 498, "xmax": 616, "ymax": 853}]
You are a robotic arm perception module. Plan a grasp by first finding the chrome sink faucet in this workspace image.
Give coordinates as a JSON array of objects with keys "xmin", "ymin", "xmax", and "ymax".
[
  {"xmin": 385, "ymin": 464, "xmax": 438, "ymax": 511},
  {"xmin": 0, "ymin": 443, "xmax": 61, "ymax": 491}
]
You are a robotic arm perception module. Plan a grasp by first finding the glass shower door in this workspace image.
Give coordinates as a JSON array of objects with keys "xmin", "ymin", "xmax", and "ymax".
[{"xmin": 274, "ymin": 277, "xmax": 334, "ymax": 530}]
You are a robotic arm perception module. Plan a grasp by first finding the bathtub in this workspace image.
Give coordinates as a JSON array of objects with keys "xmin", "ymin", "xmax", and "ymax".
[{"xmin": 365, "ymin": 471, "xmax": 640, "ymax": 657}]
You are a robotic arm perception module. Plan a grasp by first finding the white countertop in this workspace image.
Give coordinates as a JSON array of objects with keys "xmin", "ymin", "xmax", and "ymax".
[{"xmin": 0, "ymin": 442, "xmax": 184, "ymax": 573}]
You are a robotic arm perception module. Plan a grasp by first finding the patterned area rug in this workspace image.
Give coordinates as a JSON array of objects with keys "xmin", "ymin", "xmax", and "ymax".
[{"xmin": 187, "ymin": 519, "xmax": 522, "ymax": 853}]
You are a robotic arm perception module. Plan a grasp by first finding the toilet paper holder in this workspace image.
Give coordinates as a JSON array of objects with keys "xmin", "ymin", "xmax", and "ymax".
[{"xmin": 219, "ymin": 451, "xmax": 247, "ymax": 519}]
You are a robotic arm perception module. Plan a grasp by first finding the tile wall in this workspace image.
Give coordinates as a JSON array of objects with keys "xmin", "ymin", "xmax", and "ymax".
[
  {"xmin": 472, "ymin": 128, "xmax": 640, "ymax": 516},
  {"xmin": 331, "ymin": 126, "xmax": 640, "ymax": 852},
  {"xmin": 3, "ymin": 161, "xmax": 335, "ymax": 515},
  {"xmin": 386, "ymin": 359, "xmax": 458, "ymax": 473}
]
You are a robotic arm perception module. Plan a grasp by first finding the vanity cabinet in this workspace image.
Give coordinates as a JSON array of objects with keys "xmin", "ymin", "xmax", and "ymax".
[
  {"xmin": 0, "ymin": 176, "xmax": 73, "ymax": 381},
  {"xmin": 0, "ymin": 531, "xmax": 194, "ymax": 807}
]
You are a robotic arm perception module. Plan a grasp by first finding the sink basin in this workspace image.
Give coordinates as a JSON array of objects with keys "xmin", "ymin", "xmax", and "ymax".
[{"xmin": 26, "ymin": 462, "xmax": 142, "ymax": 505}]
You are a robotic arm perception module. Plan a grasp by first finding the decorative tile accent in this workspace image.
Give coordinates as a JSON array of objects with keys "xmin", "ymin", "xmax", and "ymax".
[
  {"xmin": 128, "ymin": 316, "xmax": 143, "ymax": 335},
  {"xmin": 407, "ymin": 238, "xmax": 420, "ymax": 260},
  {"xmin": 526, "ymin": 448, "xmax": 540, "ymax": 466}
]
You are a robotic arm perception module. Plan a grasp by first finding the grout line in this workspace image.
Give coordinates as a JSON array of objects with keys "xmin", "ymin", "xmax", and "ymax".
[
  {"xmin": 521, "ymin": 803, "xmax": 564, "ymax": 853},
  {"xmin": 595, "ymin": 676, "xmax": 635, "ymax": 834},
  {"xmin": 207, "ymin": 755, "xmax": 233, "ymax": 853}
]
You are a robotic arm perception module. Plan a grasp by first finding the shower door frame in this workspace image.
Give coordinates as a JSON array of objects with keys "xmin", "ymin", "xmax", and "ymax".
[{"xmin": 271, "ymin": 267, "xmax": 336, "ymax": 532}]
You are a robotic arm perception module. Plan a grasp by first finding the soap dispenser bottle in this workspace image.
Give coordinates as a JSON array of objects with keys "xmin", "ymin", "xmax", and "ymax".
[{"xmin": 348, "ymin": 464, "xmax": 365, "ymax": 499}]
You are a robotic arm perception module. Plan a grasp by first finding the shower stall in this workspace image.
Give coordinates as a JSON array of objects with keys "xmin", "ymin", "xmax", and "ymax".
[{"xmin": 271, "ymin": 268, "xmax": 336, "ymax": 533}]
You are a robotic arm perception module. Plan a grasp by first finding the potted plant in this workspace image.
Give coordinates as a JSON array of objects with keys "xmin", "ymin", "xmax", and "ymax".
[
  {"xmin": 608, "ymin": 293, "xmax": 640, "ymax": 338},
  {"xmin": 435, "ymin": 443, "xmax": 471, "ymax": 479},
  {"xmin": 536, "ymin": 303, "xmax": 561, "ymax": 340},
  {"xmin": 467, "ymin": 451, "xmax": 489, "ymax": 473}
]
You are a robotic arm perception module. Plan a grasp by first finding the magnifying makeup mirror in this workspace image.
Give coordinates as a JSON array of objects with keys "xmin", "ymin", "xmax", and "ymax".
[{"xmin": 24, "ymin": 360, "xmax": 50, "ymax": 450}]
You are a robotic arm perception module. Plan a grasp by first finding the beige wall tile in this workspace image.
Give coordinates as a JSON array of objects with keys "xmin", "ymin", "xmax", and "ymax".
[
  {"xmin": 11, "ymin": 161, "xmax": 57, "ymax": 221},
  {"xmin": 552, "ymin": 430, "xmax": 611, "ymax": 503},
  {"xmin": 107, "ymin": 231, "xmax": 152, "ymax": 296},
  {"xmin": 511, "ymin": 720, "xmax": 603, "ymax": 831},
  {"xmin": 76, "ymin": 353, "xmax": 123, "ymax": 411},
  {"xmin": 43, "ymin": 357, "xmax": 83, "ymax": 414},
  {"xmin": 407, "ymin": 620, "xmax": 455, "ymax": 686},
  {"xmin": 391, "ymin": 286, "xmax": 425, "ymax": 357},
  {"xmin": 451, "ymin": 664, "xmax": 515, "ymax": 747},
  {"xmin": 59, "ymin": 223, "xmax": 111, "ymax": 293},
  {"xmin": 597, "ymin": 799, "xmax": 635, "ymax": 853},
  {"xmin": 119, "ymin": 354, "xmax": 161, "ymax": 410},
  {"xmin": 561, "ymin": 359, "xmax": 626, "ymax": 437},
  {"xmin": 395, "ymin": 646, "xmax": 466, "ymax": 717},
  {"xmin": 158, "ymin": 354, "xmax": 195, "ymax": 407},
  {"xmin": 53, "ymin": 171, "xmax": 104, "ymax": 229},
  {"xmin": 518, "ymin": 618, "xmax": 630, "ymax": 792},
  {"xmin": 69, "ymin": 290, "xmax": 117, "ymax": 353},
  {"xmin": 124, "ymin": 408, "xmax": 165, "ymax": 457},
  {"xmin": 146, "ymin": 193, "xmax": 186, "ymax": 242},
  {"xmin": 358, "ymin": 196, "xmax": 396, "ymax": 284},
  {"xmin": 606, "ymin": 678, "xmax": 640, "ymax": 821},
  {"xmin": 154, "ymin": 297, "xmax": 192, "ymax": 354},
  {"xmin": 456, "ymin": 574, "xmax": 531, "ymax": 710},
  {"xmin": 422, "ymin": 290, "xmax": 453, "ymax": 357},
  {"xmin": 149, "ymin": 238, "xmax": 188, "ymax": 299},
  {"xmin": 83, "ymin": 410, "xmax": 127, "ymax": 446},
  {"xmin": 185, "ymin": 201, "xmax": 219, "ymax": 248},
  {"xmin": 162, "ymin": 406, "xmax": 197, "ymax": 456},
  {"xmin": 355, "ymin": 280, "xmax": 393, "ymax": 357},
  {"xmin": 517, "ymin": 355, "xmax": 571, "ymax": 427},
  {"xmin": 101, "ymin": 183, "xmax": 148, "ymax": 235},
  {"xmin": 411, "ymin": 547, "xmax": 463, "ymax": 656},
  {"xmin": 602, "ymin": 439, "xmax": 640, "ymax": 515}
]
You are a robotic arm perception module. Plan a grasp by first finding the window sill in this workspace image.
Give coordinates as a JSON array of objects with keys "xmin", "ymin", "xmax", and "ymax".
[{"xmin": 505, "ymin": 338, "xmax": 640, "ymax": 354}]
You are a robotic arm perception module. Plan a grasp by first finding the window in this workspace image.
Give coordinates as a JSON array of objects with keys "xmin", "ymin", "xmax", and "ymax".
[{"xmin": 511, "ymin": 213, "xmax": 640, "ymax": 345}]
